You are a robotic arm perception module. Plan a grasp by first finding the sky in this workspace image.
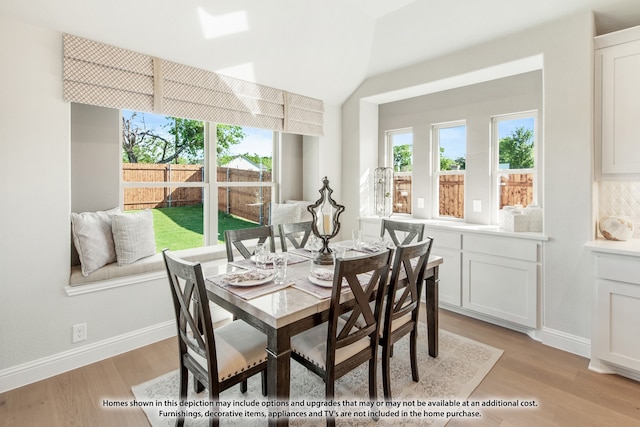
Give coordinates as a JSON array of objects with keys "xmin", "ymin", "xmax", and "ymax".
[
  {"xmin": 123, "ymin": 110, "xmax": 273, "ymax": 157},
  {"xmin": 440, "ymin": 117, "xmax": 534, "ymax": 159},
  {"xmin": 124, "ymin": 111, "xmax": 533, "ymax": 161}
]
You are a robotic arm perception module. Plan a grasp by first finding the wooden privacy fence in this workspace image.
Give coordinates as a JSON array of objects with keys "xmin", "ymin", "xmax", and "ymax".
[
  {"xmin": 439, "ymin": 175, "xmax": 465, "ymax": 218},
  {"xmin": 217, "ymin": 168, "xmax": 272, "ymax": 225},
  {"xmin": 123, "ymin": 164, "xmax": 272, "ymax": 224},
  {"xmin": 393, "ymin": 174, "xmax": 412, "ymax": 214},
  {"xmin": 396, "ymin": 173, "xmax": 533, "ymax": 219},
  {"xmin": 500, "ymin": 173, "xmax": 534, "ymax": 209}
]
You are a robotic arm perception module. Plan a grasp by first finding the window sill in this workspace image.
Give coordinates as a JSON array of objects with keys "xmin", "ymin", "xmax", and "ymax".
[{"xmin": 66, "ymin": 245, "xmax": 228, "ymax": 296}]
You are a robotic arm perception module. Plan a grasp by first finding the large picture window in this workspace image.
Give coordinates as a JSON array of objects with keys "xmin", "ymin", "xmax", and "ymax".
[
  {"xmin": 121, "ymin": 110, "xmax": 274, "ymax": 251},
  {"xmin": 433, "ymin": 122, "xmax": 466, "ymax": 219},
  {"xmin": 492, "ymin": 112, "xmax": 537, "ymax": 216}
]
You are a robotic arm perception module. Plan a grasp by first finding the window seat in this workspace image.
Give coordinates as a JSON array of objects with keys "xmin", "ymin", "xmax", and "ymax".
[{"xmin": 68, "ymin": 245, "xmax": 227, "ymax": 289}]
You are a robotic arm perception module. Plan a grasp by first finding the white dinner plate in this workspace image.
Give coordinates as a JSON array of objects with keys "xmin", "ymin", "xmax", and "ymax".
[
  {"xmin": 220, "ymin": 271, "xmax": 274, "ymax": 287},
  {"xmin": 308, "ymin": 275, "xmax": 334, "ymax": 288}
]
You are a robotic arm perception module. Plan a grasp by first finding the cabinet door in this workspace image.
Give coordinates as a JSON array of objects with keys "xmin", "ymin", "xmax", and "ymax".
[
  {"xmin": 462, "ymin": 252, "xmax": 537, "ymax": 328},
  {"xmin": 601, "ymin": 39, "xmax": 640, "ymax": 174},
  {"xmin": 596, "ymin": 279, "xmax": 640, "ymax": 371},
  {"xmin": 431, "ymin": 247, "xmax": 462, "ymax": 307}
]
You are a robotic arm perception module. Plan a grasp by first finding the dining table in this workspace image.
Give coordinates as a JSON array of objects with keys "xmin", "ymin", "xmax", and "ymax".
[{"xmin": 202, "ymin": 243, "xmax": 443, "ymax": 427}]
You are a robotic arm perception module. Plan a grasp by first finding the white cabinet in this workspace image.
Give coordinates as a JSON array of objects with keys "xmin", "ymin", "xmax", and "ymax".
[
  {"xmin": 359, "ymin": 217, "xmax": 543, "ymax": 331},
  {"xmin": 462, "ymin": 234, "xmax": 540, "ymax": 328},
  {"xmin": 423, "ymin": 227, "xmax": 462, "ymax": 307},
  {"xmin": 595, "ymin": 26, "xmax": 640, "ymax": 179},
  {"xmin": 594, "ymin": 255, "xmax": 640, "ymax": 374}
]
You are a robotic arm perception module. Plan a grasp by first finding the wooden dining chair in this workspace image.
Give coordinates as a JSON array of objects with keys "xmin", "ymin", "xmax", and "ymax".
[
  {"xmin": 224, "ymin": 225, "xmax": 275, "ymax": 262},
  {"xmin": 278, "ymin": 221, "xmax": 313, "ymax": 252},
  {"xmin": 379, "ymin": 238, "xmax": 433, "ymax": 400},
  {"xmin": 162, "ymin": 249, "xmax": 268, "ymax": 427},
  {"xmin": 380, "ymin": 219, "xmax": 425, "ymax": 246},
  {"xmin": 290, "ymin": 250, "xmax": 392, "ymax": 427}
]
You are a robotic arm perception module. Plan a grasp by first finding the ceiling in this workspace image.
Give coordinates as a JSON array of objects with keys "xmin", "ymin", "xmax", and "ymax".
[{"xmin": 2, "ymin": 0, "xmax": 640, "ymax": 105}]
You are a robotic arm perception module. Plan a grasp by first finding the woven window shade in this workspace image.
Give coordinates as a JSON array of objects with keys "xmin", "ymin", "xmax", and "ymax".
[
  {"xmin": 63, "ymin": 34, "xmax": 324, "ymax": 136},
  {"xmin": 284, "ymin": 92, "xmax": 324, "ymax": 136},
  {"xmin": 161, "ymin": 61, "xmax": 285, "ymax": 132},
  {"xmin": 63, "ymin": 34, "xmax": 155, "ymax": 112}
]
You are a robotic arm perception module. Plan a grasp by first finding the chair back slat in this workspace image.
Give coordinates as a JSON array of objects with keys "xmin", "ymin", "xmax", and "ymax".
[
  {"xmin": 380, "ymin": 219, "xmax": 425, "ymax": 246},
  {"xmin": 224, "ymin": 225, "xmax": 275, "ymax": 261},
  {"xmin": 279, "ymin": 221, "xmax": 313, "ymax": 251},
  {"xmin": 385, "ymin": 238, "xmax": 433, "ymax": 329},
  {"xmin": 163, "ymin": 249, "xmax": 219, "ymax": 383},
  {"xmin": 328, "ymin": 251, "xmax": 391, "ymax": 353}
]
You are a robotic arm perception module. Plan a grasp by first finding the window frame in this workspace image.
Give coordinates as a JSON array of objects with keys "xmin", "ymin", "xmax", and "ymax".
[
  {"xmin": 119, "ymin": 112, "xmax": 276, "ymax": 248},
  {"xmin": 491, "ymin": 111, "xmax": 538, "ymax": 224},
  {"xmin": 385, "ymin": 128, "xmax": 413, "ymax": 215},
  {"xmin": 432, "ymin": 120, "xmax": 467, "ymax": 220}
]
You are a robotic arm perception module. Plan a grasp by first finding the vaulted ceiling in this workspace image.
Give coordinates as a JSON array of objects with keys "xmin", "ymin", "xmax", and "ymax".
[{"xmin": 2, "ymin": 0, "xmax": 640, "ymax": 105}]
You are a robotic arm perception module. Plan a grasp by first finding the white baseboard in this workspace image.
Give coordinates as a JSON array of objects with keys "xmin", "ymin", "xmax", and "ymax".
[
  {"xmin": 0, "ymin": 321, "xmax": 176, "ymax": 393},
  {"xmin": 441, "ymin": 304, "xmax": 591, "ymax": 358},
  {"xmin": 540, "ymin": 326, "xmax": 591, "ymax": 358}
]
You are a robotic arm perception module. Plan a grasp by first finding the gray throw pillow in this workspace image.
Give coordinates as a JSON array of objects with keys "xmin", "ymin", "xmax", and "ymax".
[{"xmin": 112, "ymin": 210, "xmax": 157, "ymax": 265}]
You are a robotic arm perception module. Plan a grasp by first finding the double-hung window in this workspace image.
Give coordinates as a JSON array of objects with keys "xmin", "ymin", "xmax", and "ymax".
[
  {"xmin": 386, "ymin": 129, "xmax": 413, "ymax": 214},
  {"xmin": 432, "ymin": 121, "xmax": 466, "ymax": 219},
  {"xmin": 121, "ymin": 110, "xmax": 274, "ymax": 251},
  {"xmin": 492, "ymin": 112, "xmax": 538, "ymax": 217}
]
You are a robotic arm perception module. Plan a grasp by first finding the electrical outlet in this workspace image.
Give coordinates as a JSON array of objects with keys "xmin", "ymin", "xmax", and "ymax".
[{"xmin": 72, "ymin": 323, "xmax": 87, "ymax": 343}]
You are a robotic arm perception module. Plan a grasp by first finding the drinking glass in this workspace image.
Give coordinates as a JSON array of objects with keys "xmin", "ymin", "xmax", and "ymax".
[
  {"xmin": 272, "ymin": 253, "xmax": 288, "ymax": 284},
  {"xmin": 352, "ymin": 230, "xmax": 363, "ymax": 249},
  {"xmin": 255, "ymin": 242, "xmax": 268, "ymax": 270}
]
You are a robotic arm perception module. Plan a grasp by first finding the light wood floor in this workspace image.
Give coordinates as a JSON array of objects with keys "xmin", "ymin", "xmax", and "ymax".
[{"xmin": 2, "ymin": 308, "xmax": 640, "ymax": 426}]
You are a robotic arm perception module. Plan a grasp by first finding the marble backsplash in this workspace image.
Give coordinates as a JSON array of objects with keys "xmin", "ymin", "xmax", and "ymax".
[{"xmin": 599, "ymin": 181, "xmax": 640, "ymax": 239}]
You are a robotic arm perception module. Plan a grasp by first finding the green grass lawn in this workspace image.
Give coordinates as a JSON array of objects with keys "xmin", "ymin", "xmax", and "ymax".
[{"xmin": 150, "ymin": 205, "xmax": 260, "ymax": 251}]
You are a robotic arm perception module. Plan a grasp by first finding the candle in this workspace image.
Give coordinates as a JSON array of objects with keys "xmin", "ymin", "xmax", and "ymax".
[{"xmin": 323, "ymin": 214, "xmax": 332, "ymax": 235}]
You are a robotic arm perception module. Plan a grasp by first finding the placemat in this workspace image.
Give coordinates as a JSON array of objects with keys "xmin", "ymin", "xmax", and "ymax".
[{"xmin": 208, "ymin": 274, "xmax": 292, "ymax": 300}]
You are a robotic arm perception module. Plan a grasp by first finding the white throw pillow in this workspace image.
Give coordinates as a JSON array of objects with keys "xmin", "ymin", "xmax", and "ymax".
[
  {"xmin": 112, "ymin": 210, "xmax": 157, "ymax": 265},
  {"xmin": 285, "ymin": 200, "xmax": 314, "ymax": 222},
  {"xmin": 270, "ymin": 203, "xmax": 300, "ymax": 235},
  {"xmin": 71, "ymin": 207, "xmax": 120, "ymax": 276}
]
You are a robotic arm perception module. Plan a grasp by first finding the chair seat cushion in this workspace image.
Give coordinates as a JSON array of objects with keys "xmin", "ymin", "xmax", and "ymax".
[
  {"xmin": 291, "ymin": 318, "xmax": 370, "ymax": 370},
  {"xmin": 189, "ymin": 320, "xmax": 267, "ymax": 382}
]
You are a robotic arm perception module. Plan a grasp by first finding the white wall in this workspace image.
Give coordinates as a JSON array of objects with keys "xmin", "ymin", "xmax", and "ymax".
[
  {"xmin": 0, "ymin": 18, "xmax": 175, "ymax": 390},
  {"xmin": 71, "ymin": 103, "xmax": 120, "ymax": 212},
  {"xmin": 342, "ymin": 12, "xmax": 595, "ymax": 352}
]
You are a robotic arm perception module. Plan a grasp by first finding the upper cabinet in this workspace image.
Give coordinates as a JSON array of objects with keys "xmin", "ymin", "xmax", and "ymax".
[{"xmin": 595, "ymin": 26, "xmax": 640, "ymax": 180}]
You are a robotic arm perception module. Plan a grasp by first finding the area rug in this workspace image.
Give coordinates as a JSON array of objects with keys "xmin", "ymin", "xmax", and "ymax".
[{"xmin": 132, "ymin": 325, "xmax": 502, "ymax": 426}]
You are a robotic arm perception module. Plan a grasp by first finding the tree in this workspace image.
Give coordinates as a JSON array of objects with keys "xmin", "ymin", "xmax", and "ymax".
[
  {"xmin": 499, "ymin": 126, "xmax": 534, "ymax": 169},
  {"xmin": 440, "ymin": 147, "xmax": 465, "ymax": 171},
  {"xmin": 393, "ymin": 144, "xmax": 412, "ymax": 172},
  {"xmin": 122, "ymin": 112, "xmax": 245, "ymax": 164}
]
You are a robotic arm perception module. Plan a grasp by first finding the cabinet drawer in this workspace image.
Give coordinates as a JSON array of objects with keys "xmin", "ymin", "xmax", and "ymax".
[
  {"xmin": 463, "ymin": 234, "xmax": 539, "ymax": 262},
  {"xmin": 597, "ymin": 255, "xmax": 640, "ymax": 285},
  {"xmin": 423, "ymin": 228, "xmax": 462, "ymax": 250}
]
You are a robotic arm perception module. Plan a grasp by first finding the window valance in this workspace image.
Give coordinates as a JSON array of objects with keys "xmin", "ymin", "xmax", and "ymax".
[{"xmin": 63, "ymin": 34, "xmax": 324, "ymax": 136}]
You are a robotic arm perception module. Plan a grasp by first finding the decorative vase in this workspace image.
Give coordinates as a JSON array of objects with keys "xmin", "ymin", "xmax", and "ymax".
[
  {"xmin": 599, "ymin": 216, "xmax": 634, "ymax": 241},
  {"xmin": 374, "ymin": 167, "xmax": 393, "ymax": 217}
]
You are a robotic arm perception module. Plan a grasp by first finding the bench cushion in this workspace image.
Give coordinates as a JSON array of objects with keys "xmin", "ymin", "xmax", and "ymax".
[{"xmin": 69, "ymin": 245, "xmax": 226, "ymax": 286}]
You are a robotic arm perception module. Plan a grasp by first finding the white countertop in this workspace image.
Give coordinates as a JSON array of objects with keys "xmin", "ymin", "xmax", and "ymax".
[
  {"xmin": 584, "ymin": 238, "xmax": 640, "ymax": 257},
  {"xmin": 359, "ymin": 216, "xmax": 548, "ymax": 241}
]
